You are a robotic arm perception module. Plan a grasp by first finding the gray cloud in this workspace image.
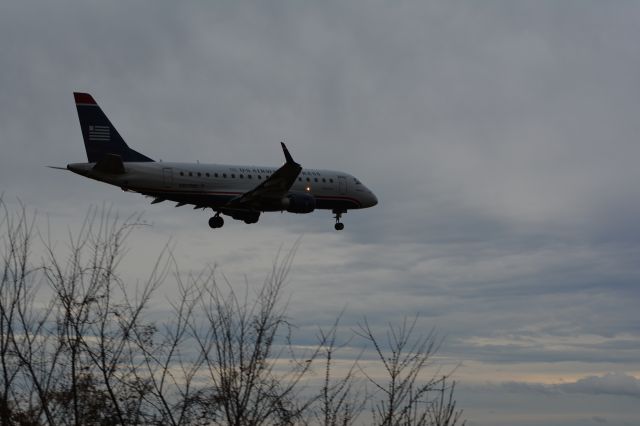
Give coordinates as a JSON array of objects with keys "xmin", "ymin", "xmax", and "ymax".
[
  {"xmin": 2, "ymin": 1, "xmax": 640, "ymax": 424},
  {"xmin": 558, "ymin": 373, "xmax": 640, "ymax": 399},
  {"xmin": 495, "ymin": 373, "xmax": 640, "ymax": 399}
]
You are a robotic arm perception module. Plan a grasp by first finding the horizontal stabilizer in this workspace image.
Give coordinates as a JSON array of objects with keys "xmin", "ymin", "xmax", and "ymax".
[
  {"xmin": 151, "ymin": 198, "xmax": 165, "ymax": 204},
  {"xmin": 175, "ymin": 202, "xmax": 187, "ymax": 207},
  {"xmin": 93, "ymin": 154, "xmax": 125, "ymax": 174},
  {"xmin": 47, "ymin": 166, "xmax": 68, "ymax": 171}
]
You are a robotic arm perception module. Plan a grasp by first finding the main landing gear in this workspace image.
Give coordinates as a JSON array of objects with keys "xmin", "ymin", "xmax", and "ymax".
[
  {"xmin": 208, "ymin": 213, "xmax": 224, "ymax": 229},
  {"xmin": 333, "ymin": 209, "xmax": 345, "ymax": 231}
]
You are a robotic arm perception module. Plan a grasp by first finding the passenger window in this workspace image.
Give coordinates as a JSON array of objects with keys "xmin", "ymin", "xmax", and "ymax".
[
  {"xmin": 258, "ymin": 175, "xmax": 262, "ymax": 180},
  {"xmin": 180, "ymin": 172, "xmax": 184, "ymax": 176},
  {"xmin": 306, "ymin": 177, "xmax": 310, "ymax": 182},
  {"xmin": 239, "ymin": 174, "xmax": 244, "ymax": 179},
  {"xmin": 231, "ymin": 174, "xmax": 235, "ymax": 178},
  {"xmin": 223, "ymin": 173, "xmax": 227, "ymax": 178},
  {"xmin": 197, "ymin": 172, "xmax": 201, "ymax": 177},
  {"xmin": 214, "ymin": 173, "xmax": 218, "ymax": 178},
  {"xmin": 248, "ymin": 175, "xmax": 252, "ymax": 179},
  {"xmin": 330, "ymin": 178, "xmax": 334, "ymax": 183},
  {"xmin": 322, "ymin": 178, "xmax": 326, "ymax": 183},
  {"xmin": 314, "ymin": 178, "xmax": 318, "ymax": 182},
  {"xmin": 205, "ymin": 172, "xmax": 210, "ymax": 177},
  {"xmin": 188, "ymin": 172, "xmax": 192, "ymax": 177}
]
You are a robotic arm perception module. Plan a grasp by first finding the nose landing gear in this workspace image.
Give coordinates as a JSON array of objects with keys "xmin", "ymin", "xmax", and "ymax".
[
  {"xmin": 208, "ymin": 213, "xmax": 224, "ymax": 229},
  {"xmin": 333, "ymin": 209, "xmax": 345, "ymax": 231}
]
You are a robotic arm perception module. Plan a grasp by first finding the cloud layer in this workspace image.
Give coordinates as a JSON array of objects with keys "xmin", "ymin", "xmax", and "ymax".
[{"xmin": 1, "ymin": 1, "xmax": 639, "ymax": 425}]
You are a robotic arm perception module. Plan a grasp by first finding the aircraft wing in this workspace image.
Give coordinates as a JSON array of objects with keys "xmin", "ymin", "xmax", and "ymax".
[{"xmin": 226, "ymin": 143, "xmax": 302, "ymax": 210}]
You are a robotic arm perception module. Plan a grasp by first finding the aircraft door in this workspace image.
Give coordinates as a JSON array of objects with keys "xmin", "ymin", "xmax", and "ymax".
[
  {"xmin": 162, "ymin": 168, "xmax": 173, "ymax": 188},
  {"xmin": 337, "ymin": 176, "xmax": 347, "ymax": 194}
]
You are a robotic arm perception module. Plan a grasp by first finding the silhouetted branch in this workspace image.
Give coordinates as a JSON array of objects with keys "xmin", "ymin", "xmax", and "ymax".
[
  {"xmin": 0, "ymin": 200, "xmax": 465, "ymax": 425},
  {"xmin": 356, "ymin": 316, "xmax": 464, "ymax": 426}
]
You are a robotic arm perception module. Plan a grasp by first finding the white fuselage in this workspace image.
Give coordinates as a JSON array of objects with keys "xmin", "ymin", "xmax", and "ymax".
[{"xmin": 68, "ymin": 161, "xmax": 378, "ymax": 212}]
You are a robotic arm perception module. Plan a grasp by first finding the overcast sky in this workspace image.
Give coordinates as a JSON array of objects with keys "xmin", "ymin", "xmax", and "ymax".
[{"xmin": 2, "ymin": 1, "xmax": 640, "ymax": 424}]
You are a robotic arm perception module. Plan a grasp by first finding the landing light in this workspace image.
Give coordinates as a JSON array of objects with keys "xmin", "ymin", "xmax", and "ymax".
[{"xmin": 305, "ymin": 186, "xmax": 311, "ymax": 192}]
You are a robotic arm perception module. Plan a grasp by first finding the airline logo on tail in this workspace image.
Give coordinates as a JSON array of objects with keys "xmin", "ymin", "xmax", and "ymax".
[{"xmin": 88, "ymin": 125, "xmax": 110, "ymax": 142}]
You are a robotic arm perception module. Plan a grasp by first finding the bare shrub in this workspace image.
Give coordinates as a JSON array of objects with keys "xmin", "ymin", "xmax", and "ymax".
[
  {"xmin": 0, "ymin": 200, "xmax": 464, "ymax": 425},
  {"xmin": 357, "ymin": 317, "xmax": 465, "ymax": 426}
]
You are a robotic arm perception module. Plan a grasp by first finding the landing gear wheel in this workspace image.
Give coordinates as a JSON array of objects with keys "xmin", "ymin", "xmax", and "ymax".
[
  {"xmin": 332, "ymin": 209, "xmax": 346, "ymax": 231},
  {"xmin": 208, "ymin": 215, "xmax": 224, "ymax": 229}
]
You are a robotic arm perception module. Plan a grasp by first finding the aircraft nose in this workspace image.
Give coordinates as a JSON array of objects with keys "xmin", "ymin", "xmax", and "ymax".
[{"xmin": 366, "ymin": 191, "xmax": 378, "ymax": 207}]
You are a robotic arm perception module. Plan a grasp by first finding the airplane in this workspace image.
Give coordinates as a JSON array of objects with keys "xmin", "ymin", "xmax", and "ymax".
[{"xmin": 59, "ymin": 92, "xmax": 378, "ymax": 230}]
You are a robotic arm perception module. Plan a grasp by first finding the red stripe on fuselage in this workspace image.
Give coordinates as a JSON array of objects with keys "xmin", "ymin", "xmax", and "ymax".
[
  {"xmin": 314, "ymin": 195, "xmax": 363, "ymax": 208},
  {"xmin": 129, "ymin": 186, "xmax": 363, "ymax": 208}
]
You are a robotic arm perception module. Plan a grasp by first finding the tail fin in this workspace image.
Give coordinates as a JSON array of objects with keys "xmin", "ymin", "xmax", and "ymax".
[{"xmin": 74, "ymin": 92, "xmax": 153, "ymax": 163}]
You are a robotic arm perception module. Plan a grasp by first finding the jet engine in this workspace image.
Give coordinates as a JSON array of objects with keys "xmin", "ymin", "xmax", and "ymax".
[
  {"xmin": 228, "ymin": 210, "xmax": 260, "ymax": 224},
  {"xmin": 282, "ymin": 193, "xmax": 316, "ymax": 213}
]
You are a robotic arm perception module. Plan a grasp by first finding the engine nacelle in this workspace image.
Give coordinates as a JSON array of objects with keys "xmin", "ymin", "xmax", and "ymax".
[
  {"xmin": 229, "ymin": 210, "xmax": 260, "ymax": 224},
  {"xmin": 282, "ymin": 192, "xmax": 316, "ymax": 214}
]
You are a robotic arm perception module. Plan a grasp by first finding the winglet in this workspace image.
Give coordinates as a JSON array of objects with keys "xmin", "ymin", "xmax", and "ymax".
[{"xmin": 281, "ymin": 142, "xmax": 296, "ymax": 164}]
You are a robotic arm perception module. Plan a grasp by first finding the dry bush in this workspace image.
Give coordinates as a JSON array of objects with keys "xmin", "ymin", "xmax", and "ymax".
[{"xmin": 0, "ymin": 200, "xmax": 464, "ymax": 426}]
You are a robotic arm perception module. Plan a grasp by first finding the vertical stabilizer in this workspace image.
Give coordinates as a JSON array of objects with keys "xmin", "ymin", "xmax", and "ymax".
[{"xmin": 74, "ymin": 92, "xmax": 153, "ymax": 163}]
